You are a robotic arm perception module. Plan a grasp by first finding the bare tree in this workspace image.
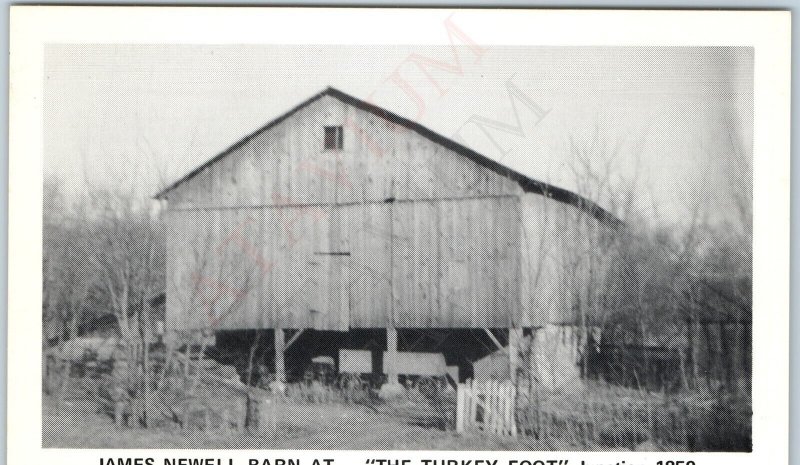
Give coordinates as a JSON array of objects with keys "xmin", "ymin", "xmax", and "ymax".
[
  {"xmin": 83, "ymin": 186, "xmax": 164, "ymax": 426},
  {"xmin": 44, "ymin": 179, "xmax": 93, "ymax": 346}
]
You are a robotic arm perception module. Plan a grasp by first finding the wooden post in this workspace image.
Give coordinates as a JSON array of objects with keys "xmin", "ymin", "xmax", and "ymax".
[
  {"xmin": 500, "ymin": 382, "xmax": 508, "ymax": 435},
  {"xmin": 508, "ymin": 328, "xmax": 521, "ymax": 385},
  {"xmin": 257, "ymin": 396, "xmax": 276, "ymax": 434},
  {"xmin": 510, "ymin": 383, "xmax": 517, "ymax": 437},
  {"xmin": 529, "ymin": 327, "xmax": 540, "ymax": 398},
  {"xmin": 720, "ymin": 322, "xmax": 732, "ymax": 392},
  {"xmin": 221, "ymin": 409, "xmax": 230, "ymax": 434},
  {"xmin": 487, "ymin": 379, "xmax": 495, "ymax": 433},
  {"xmin": 496, "ymin": 381, "xmax": 502, "ymax": 435},
  {"xmin": 236, "ymin": 396, "xmax": 247, "ymax": 431},
  {"xmin": 469, "ymin": 379, "xmax": 478, "ymax": 428},
  {"xmin": 456, "ymin": 383, "xmax": 465, "ymax": 433},
  {"xmin": 56, "ymin": 360, "xmax": 69, "ymax": 410},
  {"xmin": 142, "ymin": 329, "xmax": 151, "ymax": 428},
  {"xmin": 43, "ymin": 353, "xmax": 50, "ymax": 395},
  {"xmin": 506, "ymin": 382, "xmax": 513, "ymax": 436},
  {"xmin": 274, "ymin": 328, "xmax": 285, "ymax": 383},
  {"xmin": 508, "ymin": 329, "xmax": 521, "ymax": 438},
  {"xmin": 182, "ymin": 403, "xmax": 190, "ymax": 431},
  {"xmin": 494, "ymin": 380, "xmax": 502, "ymax": 434},
  {"xmin": 713, "ymin": 322, "xmax": 723, "ymax": 388},
  {"xmin": 387, "ymin": 327, "xmax": 398, "ymax": 385},
  {"xmin": 114, "ymin": 401, "xmax": 126, "ymax": 428},
  {"xmin": 686, "ymin": 317, "xmax": 696, "ymax": 389}
]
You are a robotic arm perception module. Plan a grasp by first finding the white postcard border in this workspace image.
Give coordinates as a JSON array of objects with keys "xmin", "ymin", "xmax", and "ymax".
[{"xmin": 9, "ymin": 7, "xmax": 790, "ymax": 465}]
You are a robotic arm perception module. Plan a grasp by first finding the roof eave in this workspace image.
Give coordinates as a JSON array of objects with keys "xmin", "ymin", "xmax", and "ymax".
[{"xmin": 153, "ymin": 86, "xmax": 623, "ymax": 228}]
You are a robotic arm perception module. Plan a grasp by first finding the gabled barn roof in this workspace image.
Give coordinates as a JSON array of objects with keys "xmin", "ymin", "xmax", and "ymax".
[{"xmin": 155, "ymin": 87, "xmax": 621, "ymax": 228}]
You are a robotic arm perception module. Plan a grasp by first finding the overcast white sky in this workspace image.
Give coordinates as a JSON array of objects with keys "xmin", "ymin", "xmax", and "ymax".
[{"xmin": 44, "ymin": 44, "xmax": 752, "ymax": 228}]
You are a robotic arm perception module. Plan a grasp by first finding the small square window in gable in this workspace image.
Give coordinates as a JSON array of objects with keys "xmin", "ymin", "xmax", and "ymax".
[{"xmin": 324, "ymin": 126, "xmax": 344, "ymax": 151}]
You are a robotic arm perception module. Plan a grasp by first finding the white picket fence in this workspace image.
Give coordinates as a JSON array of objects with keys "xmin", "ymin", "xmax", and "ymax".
[{"xmin": 456, "ymin": 379, "xmax": 517, "ymax": 436}]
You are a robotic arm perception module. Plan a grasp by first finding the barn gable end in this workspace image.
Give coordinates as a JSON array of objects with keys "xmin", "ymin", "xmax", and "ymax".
[
  {"xmin": 160, "ymin": 91, "xmax": 523, "ymax": 209},
  {"xmin": 160, "ymin": 88, "xmax": 617, "ymax": 333}
]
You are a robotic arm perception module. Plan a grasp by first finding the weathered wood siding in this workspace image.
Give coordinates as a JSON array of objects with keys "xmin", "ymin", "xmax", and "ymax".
[
  {"xmin": 519, "ymin": 192, "xmax": 614, "ymax": 326},
  {"xmin": 164, "ymin": 94, "xmax": 594, "ymax": 331},
  {"xmin": 519, "ymin": 193, "xmax": 569, "ymax": 327},
  {"xmin": 391, "ymin": 196, "xmax": 521, "ymax": 328},
  {"xmin": 167, "ymin": 95, "xmax": 521, "ymax": 210},
  {"xmin": 167, "ymin": 196, "xmax": 522, "ymax": 330},
  {"xmin": 165, "ymin": 95, "xmax": 529, "ymax": 331}
]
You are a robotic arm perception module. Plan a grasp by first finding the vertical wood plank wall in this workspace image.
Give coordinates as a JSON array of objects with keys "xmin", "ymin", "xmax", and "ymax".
[
  {"xmin": 167, "ymin": 195, "xmax": 523, "ymax": 330},
  {"xmin": 165, "ymin": 95, "xmax": 578, "ymax": 331},
  {"xmin": 166, "ymin": 95, "xmax": 521, "ymax": 210}
]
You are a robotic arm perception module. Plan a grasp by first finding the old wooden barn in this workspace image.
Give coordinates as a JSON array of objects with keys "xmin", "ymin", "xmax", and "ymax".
[{"xmin": 155, "ymin": 87, "xmax": 619, "ymax": 385}]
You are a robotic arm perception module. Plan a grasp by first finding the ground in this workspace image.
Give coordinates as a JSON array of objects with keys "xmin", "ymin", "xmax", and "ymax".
[
  {"xmin": 43, "ymin": 395, "xmax": 548, "ymax": 450},
  {"xmin": 42, "ymin": 383, "xmax": 750, "ymax": 451}
]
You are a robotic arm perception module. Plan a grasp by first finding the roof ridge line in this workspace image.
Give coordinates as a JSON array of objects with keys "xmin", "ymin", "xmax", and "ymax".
[{"xmin": 154, "ymin": 86, "xmax": 622, "ymax": 228}]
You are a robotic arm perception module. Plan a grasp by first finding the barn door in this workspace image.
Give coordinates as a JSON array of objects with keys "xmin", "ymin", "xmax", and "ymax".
[
  {"xmin": 307, "ymin": 204, "xmax": 350, "ymax": 331},
  {"xmin": 305, "ymin": 254, "xmax": 349, "ymax": 331},
  {"xmin": 329, "ymin": 255, "xmax": 350, "ymax": 331}
]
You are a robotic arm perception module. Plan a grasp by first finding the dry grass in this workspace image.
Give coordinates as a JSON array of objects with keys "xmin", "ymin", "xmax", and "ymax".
[
  {"xmin": 516, "ymin": 381, "xmax": 751, "ymax": 451},
  {"xmin": 43, "ymin": 394, "xmax": 538, "ymax": 450},
  {"xmin": 43, "ymin": 380, "xmax": 750, "ymax": 451}
]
